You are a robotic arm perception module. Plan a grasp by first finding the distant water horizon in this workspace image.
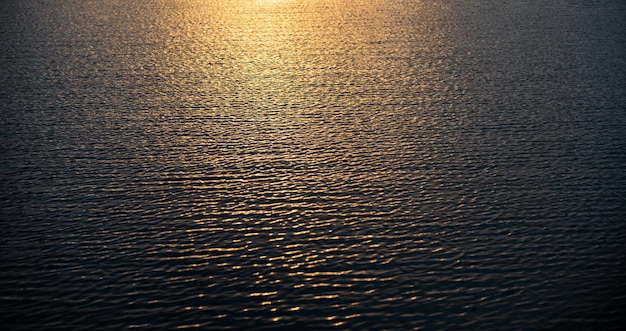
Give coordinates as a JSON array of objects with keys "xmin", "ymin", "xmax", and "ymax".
[{"xmin": 1, "ymin": 0, "xmax": 625, "ymax": 330}]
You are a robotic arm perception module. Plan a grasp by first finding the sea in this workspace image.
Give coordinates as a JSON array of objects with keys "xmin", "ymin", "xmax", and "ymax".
[{"xmin": 1, "ymin": 0, "xmax": 625, "ymax": 330}]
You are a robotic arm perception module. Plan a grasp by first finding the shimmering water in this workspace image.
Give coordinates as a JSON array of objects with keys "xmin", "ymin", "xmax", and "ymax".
[{"xmin": 1, "ymin": 0, "xmax": 625, "ymax": 330}]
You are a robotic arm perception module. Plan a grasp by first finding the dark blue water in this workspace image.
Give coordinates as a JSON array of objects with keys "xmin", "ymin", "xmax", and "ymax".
[{"xmin": 1, "ymin": 0, "xmax": 625, "ymax": 330}]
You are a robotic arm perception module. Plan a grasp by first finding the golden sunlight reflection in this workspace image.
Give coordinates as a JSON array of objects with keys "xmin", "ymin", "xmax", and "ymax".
[
  {"xmin": 255, "ymin": 0, "xmax": 288, "ymax": 5},
  {"xmin": 157, "ymin": 0, "xmax": 444, "ymax": 327},
  {"xmin": 178, "ymin": 0, "xmax": 395, "ymax": 109}
]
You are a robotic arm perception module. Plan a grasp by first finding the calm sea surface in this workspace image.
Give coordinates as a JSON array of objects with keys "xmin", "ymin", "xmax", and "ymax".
[{"xmin": 1, "ymin": 0, "xmax": 625, "ymax": 330}]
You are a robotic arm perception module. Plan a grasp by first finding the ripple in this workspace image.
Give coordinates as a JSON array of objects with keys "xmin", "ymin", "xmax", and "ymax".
[{"xmin": 2, "ymin": 0, "xmax": 626, "ymax": 330}]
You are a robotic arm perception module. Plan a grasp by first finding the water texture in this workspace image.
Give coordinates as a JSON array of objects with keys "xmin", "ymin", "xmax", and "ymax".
[{"xmin": 1, "ymin": 0, "xmax": 625, "ymax": 330}]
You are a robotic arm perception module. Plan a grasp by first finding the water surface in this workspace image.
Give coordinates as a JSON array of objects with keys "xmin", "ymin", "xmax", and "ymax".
[{"xmin": 1, "ymin": 0, "xmax": 625, "ymax": 330}]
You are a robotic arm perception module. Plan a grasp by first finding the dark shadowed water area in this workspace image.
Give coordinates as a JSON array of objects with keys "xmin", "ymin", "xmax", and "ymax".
[{"xmin": 1, "ymin": 0, "xmax": 625, "ymax": 330}]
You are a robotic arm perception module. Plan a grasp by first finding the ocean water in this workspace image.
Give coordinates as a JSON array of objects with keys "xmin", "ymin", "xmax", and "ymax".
[{"xmin": 1, "ymin": 0, "xmax": 625, "ymax": 330}]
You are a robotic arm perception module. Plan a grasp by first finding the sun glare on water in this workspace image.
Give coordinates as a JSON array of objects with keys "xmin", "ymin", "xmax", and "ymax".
[{"xmin": 255, "ymin": 0, "xmax": 287, "ymax": 5}]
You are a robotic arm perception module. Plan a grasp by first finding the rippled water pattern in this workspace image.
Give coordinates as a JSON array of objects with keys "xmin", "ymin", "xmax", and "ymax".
[{"xmin": 1, "ymin": 0, "xmax": 625, "ymax": 330}]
